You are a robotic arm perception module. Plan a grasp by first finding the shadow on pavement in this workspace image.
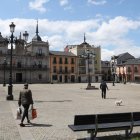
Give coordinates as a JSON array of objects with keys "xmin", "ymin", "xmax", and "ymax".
[
  {"xmin": 25, "ymin": 123, "xmax": 52, "ymax": 127},
  {"xmin": 13, "ymin": 100, "xmax": 72, "ymax": 103},
  {"xmin": 34, "ymin": 100, "xmax": 72, "ymax": 103}
]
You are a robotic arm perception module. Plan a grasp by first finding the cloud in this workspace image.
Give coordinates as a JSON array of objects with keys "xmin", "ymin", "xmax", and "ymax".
[
  {"xmin": 59, "ymin": 0, "xmax": 69, "ymax": 6},
  {"xmin": 118, "ymin": 0, "xmax": 126, "ymax": 4},
  {"xmin": 0, "ymin": 17, "xmax": 140, "ymax": 60},
  {"xmin": 88, "ymin": 0, "xmax": 107, "ymax": 5},
  {"xmin": 29, "ymin": 0, "xmax": 50, "ymax": 13}
]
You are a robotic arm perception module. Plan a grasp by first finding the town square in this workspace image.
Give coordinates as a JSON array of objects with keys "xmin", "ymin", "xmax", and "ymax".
[
  {"xmin": 0, "ymin": 82, "xmax": 140, "ymax": 139},
  {"xmin": 1, "ymin": 0, "xmax": 140, "ymax": 140}
]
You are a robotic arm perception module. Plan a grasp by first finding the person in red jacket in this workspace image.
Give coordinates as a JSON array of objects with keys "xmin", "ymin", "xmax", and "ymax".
[{"xmin": 18, "ymin": 83, "xmax": 34, "ymax": 127}]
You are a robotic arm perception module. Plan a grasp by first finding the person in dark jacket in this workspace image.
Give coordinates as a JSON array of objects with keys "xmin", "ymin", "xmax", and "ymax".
[
  {"xmin": 100, "ymin": 80, "xmax": 108, "ymax": 99},
  {"xmin": 18, "ymin": 83, "xmax": 33, "ymax": 127}
]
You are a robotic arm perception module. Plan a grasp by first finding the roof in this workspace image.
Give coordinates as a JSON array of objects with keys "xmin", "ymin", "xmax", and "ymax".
[
  {"xmin": 32, "ymin": 20, "xmax": 42, "ymax": 42},
  {"xmin": 124, "ymin": 58, "xmax": 140, "ymax": 65},
  {"xmin": 115, "ymin": 52, "xmax": 135, "ymax": 64},
  {"xmin": 118, "ymin": 52, "xmax": 134, "ymax": 58},
  {"xmin": 49, "ymin": 51, "xmax": 76, "ymax": 57},
  {"xmin": 32, "ymin": 34, "xmax": 42, "ymax": 42}
]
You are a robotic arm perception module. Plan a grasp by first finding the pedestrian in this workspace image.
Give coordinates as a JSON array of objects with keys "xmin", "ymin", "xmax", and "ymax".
[
  {"xmin": 100, "ymin": 80, "xmax": 109, "ymax": 99},
  {"xmin": 18, "ymin": 83, "xmax": 34, "ymax": 127}
]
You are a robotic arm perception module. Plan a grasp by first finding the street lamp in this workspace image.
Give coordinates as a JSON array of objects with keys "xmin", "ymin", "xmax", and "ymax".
[
  {"xmin": 112, "ymin": 73, "xmax": 115, "ymax": 86},
  {"xmin": 3, "ymin": 58, "xmax": 7, "ymax": 87},
  {"xmin": 6, "ymin": 22, "xmax": 15, "ymax": 100},
  {"xmin": 81, "ymin": 49, "xmax": 95, "ymax": 89},
  {"xmin": 111, "ymin": 56, "xmax": 116, "ymax": 86},
  {"xmin": 6, "ymin": 22, "xmax": 29, "ymax": 100},
  {"xmin": 23, "ymin": 31, "xmax": 29, "ymax": 82}
]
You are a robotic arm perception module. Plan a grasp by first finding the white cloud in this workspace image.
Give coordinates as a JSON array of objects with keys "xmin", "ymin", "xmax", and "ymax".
[
  {"xmin": 59, "ymin": 0, "xmax": 69, "ymax": 6},
  {"xmin": 88, "ymin": 0, "xmax": 107, "ymax": 5},
  {"xmin": 0, "ymin": 17, "xmax": 140, "ymax": 60},
  {"xmin": 29, "ymin": 0, "xmax": 50, "ymax": 13}
]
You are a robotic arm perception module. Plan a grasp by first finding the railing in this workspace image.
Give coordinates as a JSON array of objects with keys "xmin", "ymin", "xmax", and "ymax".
[
  {"xmin": 36, "ymin": 53, "xmax": 45, "ymax": 57},
  {"xmin": 0, "ymin": 64, "xmax": 48, "ymax": 70}
]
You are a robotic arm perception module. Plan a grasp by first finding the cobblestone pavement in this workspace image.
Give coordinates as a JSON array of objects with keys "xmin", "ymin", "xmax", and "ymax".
[{"xmin": 0, "ymin": 83, "xmax": 140, "ymax": 140}]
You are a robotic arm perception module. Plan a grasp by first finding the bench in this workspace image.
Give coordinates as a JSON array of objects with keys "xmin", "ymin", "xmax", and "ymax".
[{"xmin": 68, "ymin": 112, "xmax": 140, "ymax": 139}]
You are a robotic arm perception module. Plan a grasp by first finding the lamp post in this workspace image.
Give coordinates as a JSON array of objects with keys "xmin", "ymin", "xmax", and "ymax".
[
  {"xmin": 111, "ymin": 56, "xmax": 116, "ymax": 86},
  {"xmin": 112, "ymin": 73, "xmax": 115, "ymax": 86},
  {"xmin": 23, "ymin": 31, "xmax": 29, "ymax": 82},
  {"xmin": 6, "ymin": 22, "xmax": 29, "ymax": 100},
  {"xmin": 81, "ymin": 49, "xmax": 95, "ymax": 88},
  {"xmin": 6, "ymin": 22, "xmax": 15, "ymax": 100},
  {"xmin": 3, "ymin": 58, "xmax": 7, "ymax": 87}
]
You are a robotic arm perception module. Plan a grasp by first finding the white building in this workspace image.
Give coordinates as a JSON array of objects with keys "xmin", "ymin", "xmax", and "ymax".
[{"xmin": 0, "ymin": 22, "xmax": 50, "ymax": 84}]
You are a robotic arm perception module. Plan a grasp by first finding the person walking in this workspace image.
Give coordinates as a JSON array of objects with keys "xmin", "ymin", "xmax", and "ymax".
[
  {"xmin": 18, "ymin": 83, "xmax": 34, "ymax": 127},
  {"xmin": 100, "ymin": 80, "xmax": 109, "ymax": 99}
]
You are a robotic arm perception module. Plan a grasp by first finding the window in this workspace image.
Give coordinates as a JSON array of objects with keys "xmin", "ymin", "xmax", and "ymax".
[
  {"xmin": 59, "ymin": 66, "xmax": 62, "ymax": 73},
  {"xmin": 53, "ymin": 57, "xmax": 57, "ymax": 64},
  {"xmin": 134, "ymin": 67, "xmax": 138, "ymax": 73},
  {"xmin": 53, "ymin": 66, "xmax": 56, "ymax": 73},
  {"xmin": 38, "ymin": 74, "xmax": 42, "ymax": 80},
  {"xmin": 59, "ymin": 57, "xmax": 62, "ymax": 64},
  {"xmin": 65, "ymin": 58, "xmax": 68, "ymax": 64},
  {"xmin": 38, "ymin": 61, "xmax": 42, "ymax": 68},
  {"xmin": 89, "ymin": 60, "xmax": 92, "ymax": 64},
  {"xmin": 71, "ymin": 67, "xmax": 74, "ymax": 73},
  {"xmin": 38, "ymin": 49, "xmax": 42, "ymax": 55},
  {"xmin": 71, "ymin": 58, "xmax": 74, "ymax": 64},
  {"xmin": 17, "ymin": 62, "xmax": 22, "ymax": 68},
  {"xmin": 79, "ymin": 59, "xmax": 85, "ymax": 66},
  {"xmin": 65, "ymin": 67, "xmax": 68, "ymax": 73},
  {"xmin": 52, "ymin": 75, "xmax": 57, "ymax": 80},
  {"xmin": 128, "ymin": 67, "xmax": 131, "ymax": 72},
  {"xmin": 79, "ymin": 67, "xmax": 86, "ymax": 74}
]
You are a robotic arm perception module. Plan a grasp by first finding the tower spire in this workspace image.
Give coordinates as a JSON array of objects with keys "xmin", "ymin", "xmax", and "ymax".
[
  {"xmin": 36, "ymin": 20, "xmax": 39, "ymax": 35},
  {"xmin": 84, "ymin": 33, "xmax": 86, "ymax": 43},
  {"xmin": 32, "ymin": 19, "xmax": 42, "ymax": 41}
]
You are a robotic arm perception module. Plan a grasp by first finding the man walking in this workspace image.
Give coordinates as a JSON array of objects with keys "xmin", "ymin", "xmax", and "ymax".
[
  {"xmin": 18, "ymin": 83, "xmax": 34, "ymax": 127},
  {"xmin": 100, "ymin": 80, "xmax": 108, "ymax": 99}
]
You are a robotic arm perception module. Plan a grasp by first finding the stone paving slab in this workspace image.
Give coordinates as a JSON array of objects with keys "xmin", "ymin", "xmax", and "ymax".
[
  {"xmin": 1, "ymin": 83, "xmax": 140, "ymax": 139},
  {"xmin": 0, "ymin": 88, "xmax": 21, "ymax": 140}
]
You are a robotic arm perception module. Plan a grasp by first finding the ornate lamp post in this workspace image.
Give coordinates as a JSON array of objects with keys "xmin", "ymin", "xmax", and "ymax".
[
  {"xmin": 111, "ymin": 56, "xmax": 116, "ymax": 86},
  {"xmin": 6, "ymin": 22, "xmax": 29, "ymax": 100},
  {"xmin": 23, "ymin": 31, "xmax": 29, "ymax": 82},
  {"xmin": 6, "ymin": 22, "xmax": 15, "ymax": 100},
  {"xmin": 3, "ymin": 58, "xmax": 7, "ymax": 87},
  {"xmin": 81, "ymin": 49, "xmax": 95, "ymax": 89}
]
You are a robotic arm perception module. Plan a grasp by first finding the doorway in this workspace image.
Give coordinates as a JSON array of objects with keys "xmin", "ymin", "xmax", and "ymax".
[{"xmin": 16, "ymin": 73, "xmax": 22, "ymax": 83}]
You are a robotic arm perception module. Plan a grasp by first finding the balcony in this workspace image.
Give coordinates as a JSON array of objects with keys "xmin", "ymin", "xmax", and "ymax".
[
  {"xmin": 36, "ymin": 53, "xmax": 45, "ymax": 57},
  {"xmin": 0, "ymin": 64, "xmax": 48, "ymax": 70}
]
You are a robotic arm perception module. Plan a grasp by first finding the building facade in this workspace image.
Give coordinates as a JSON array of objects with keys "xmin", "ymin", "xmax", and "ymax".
[
  {"xmin": 49, "ymin": 51, "xmax": 77, "ymax": 83},
  {"xmin": 65, "ymin": 35, "xmax": 102, "ymax": 83},
  {"xmin": 0, "ymin": 24, "xmax": 102, "ymax": 84},
  {"xmin": 111, "ymin": 52, "xmax": 135, "ymax": 83},
  {"xmin": 116, "ymin": 58, "xmax": 140, "ymax": 83},
  {"xmin": 0, "ymin": 22, "xmax": 50, "ymax": 84},
  {"xmin": 101, "ymin": 61, "xmax": 111, "ymax": 81}
]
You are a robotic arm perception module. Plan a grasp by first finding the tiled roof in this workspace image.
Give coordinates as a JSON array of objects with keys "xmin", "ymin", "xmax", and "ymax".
[
  {"xmin": 49, "ymin": 51, "xmax": 76, "ymax": 56},
  {"xmin": 124, "ymin": 58, "xmax": 140, "ymax": 65}
]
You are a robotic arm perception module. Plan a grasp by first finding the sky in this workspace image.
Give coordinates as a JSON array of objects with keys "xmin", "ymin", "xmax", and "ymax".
[{"xmin": 0, "ymin": 0, "xmax": 140, "ymax": 60}]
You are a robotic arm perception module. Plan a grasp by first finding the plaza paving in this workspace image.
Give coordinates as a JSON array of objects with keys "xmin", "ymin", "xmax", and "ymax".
[{"xmin": 0, "ymin": 82, "xmax": 140, "ymax": 140}]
